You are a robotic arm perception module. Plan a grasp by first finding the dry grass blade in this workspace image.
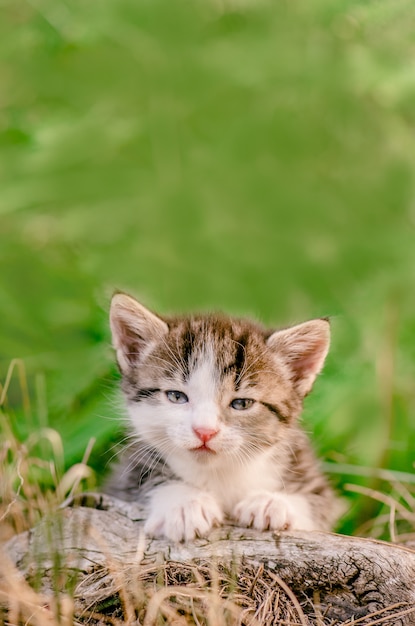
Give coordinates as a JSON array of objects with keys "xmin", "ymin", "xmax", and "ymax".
[
  {"xmin": 247, "ymin": 564, "xmax": 264, "ymax": 596},
  {"xmin": 268, "ymin": 573, "xmax": 309, "ymax": 626},
  {"xmin": 0, "ymin": 447, "xmax": 25, "ymax": 525},
  {"xmin": 143, "ymin": 585, "xmax": 209, "ymax": 626},
  {"xmin": 66, "ymin": 437, "xmax": 96, "ymax": 500},
  {"xmin": 345, "ymin": 483, "xmax": 415, "ymax": 524},
  {"xmin": 362, "ymin": 605, "xmax": 415, "ymax": 626},
  {"xmin": 0, "ymin": 359, "xmax": 31, "ymax": 415},
  {"xmin": 389, "ymin": 502, "xmax": 396, "ymax": 543},
  {"xmin": 342, "ymin": 602, "xmax": 410, "ymax": 625}
]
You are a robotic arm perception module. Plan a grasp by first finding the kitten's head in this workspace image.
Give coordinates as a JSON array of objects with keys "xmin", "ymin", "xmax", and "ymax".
[{"xmin": 110, "ymin": 293, "xmax": 330, "ymax": 469}]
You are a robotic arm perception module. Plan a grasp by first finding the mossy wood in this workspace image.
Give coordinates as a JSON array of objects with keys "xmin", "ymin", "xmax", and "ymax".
[{"xmin": 5, "ymin": 494, "xmax": 415, "ymax": 625}]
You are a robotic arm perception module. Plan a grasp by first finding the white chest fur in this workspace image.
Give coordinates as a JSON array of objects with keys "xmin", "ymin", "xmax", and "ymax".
[{"xmin": 168, "ymin": 449, "xmax": 282, "ymax": 513}]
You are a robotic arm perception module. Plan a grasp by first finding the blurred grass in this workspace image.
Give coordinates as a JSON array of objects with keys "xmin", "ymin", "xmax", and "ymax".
[{"xmin": 1, "ymin": 0, "xmax": 415, "ymax": 533}]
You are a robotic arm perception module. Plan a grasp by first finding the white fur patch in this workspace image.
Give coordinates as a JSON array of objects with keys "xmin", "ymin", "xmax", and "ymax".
[
  {"xmin": 187, "ymin": 345, "xmax": 220, "ymax": 433},
  {"xmin": 233, "ymin": 491, "xmax": 317, "ymax": 531},
  {"xmin": 144, "ymin": 481, "xmax": 223, "ymax": 542}
]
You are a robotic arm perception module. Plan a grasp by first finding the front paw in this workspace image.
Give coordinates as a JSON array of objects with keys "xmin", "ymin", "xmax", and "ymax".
[
  {"xmin": 144, "ymin": 483, "xmax": 223, "ymax": 542},
  {"xmin": 233, "ymin": 492, "xmax": 315, "ymax": 531}
]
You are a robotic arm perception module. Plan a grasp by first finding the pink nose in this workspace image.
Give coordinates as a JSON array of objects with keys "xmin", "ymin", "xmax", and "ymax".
[{"xmin": 193, "ymin": 427, "xmax": 219, "ymax": 443}]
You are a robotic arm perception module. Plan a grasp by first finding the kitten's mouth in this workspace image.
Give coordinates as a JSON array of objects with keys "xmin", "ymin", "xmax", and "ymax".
[{"xmin": 191, "ymin": 444, "xmax": 216, "ymax": 454}]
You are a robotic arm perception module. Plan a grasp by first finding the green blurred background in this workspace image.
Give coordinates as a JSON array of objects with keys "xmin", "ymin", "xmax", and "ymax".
[{"xmin": 1, "ymin": 0, "xmax": 415, "ymax": 532}]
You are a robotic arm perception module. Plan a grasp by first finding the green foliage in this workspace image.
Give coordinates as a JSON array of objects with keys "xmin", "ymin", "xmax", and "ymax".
[{"xmin": 1, "ymin": 0, "xmax": 415, "ymax": 532}]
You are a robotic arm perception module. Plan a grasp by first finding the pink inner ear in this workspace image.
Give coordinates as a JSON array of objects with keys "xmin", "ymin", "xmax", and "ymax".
[
  {"xmin": 267, "ymin": 320, "xmax": 329, "ymax": 395},
  {"xmin": 112, "ymin": 315, "xmax": 146, "ymax": 366},
  {"xmin": 124, "ymin": 326, "xmax": 148, "ymax": 363},
  {"xmin": 121, "ymin": 328, "xmax": 142, "ymax": 361},
  {"xmin": 291, "ymin": 339, "xmax": 327, "ymax": 382}
]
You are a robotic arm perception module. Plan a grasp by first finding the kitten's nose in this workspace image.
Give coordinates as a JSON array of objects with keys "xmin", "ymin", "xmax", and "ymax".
[{"xmin": 193, "ymin": 427, "xmax": 219, "ymax": 443}]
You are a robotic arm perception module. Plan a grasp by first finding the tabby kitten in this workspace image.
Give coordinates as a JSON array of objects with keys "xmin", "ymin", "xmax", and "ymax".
[{"xmin": 106, "ymin": 293, "xmax": 337, "ymax": 542}]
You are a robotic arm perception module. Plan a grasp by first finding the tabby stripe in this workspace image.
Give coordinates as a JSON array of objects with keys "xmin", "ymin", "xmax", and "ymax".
[
  {"xmin": 132, "ymin": 388, "xmax": 160, "ymax": 402},
  {"xmin": 234, "ymin": 333, "xmax": 248, "ymax": 389},
  {"xmin": 181, "ymin": 325, "xmax": 195, "ymax": 380},
  {"xmin": 260, "ymin": 401, "xmax": 289, "ymax": 423},
  {"xmin": 222, "ymin": 332, "xmax": 248, "ymax": 388}
]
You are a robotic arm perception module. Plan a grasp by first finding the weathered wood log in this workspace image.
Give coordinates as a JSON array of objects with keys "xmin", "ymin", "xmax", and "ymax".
[{"xmin": 4, "ymin": 494, "xmax": 415, "ymax": 625}]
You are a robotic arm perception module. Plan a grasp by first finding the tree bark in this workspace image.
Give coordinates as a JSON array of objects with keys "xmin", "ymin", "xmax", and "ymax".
[{"xmin": 4, "ymin": 494, "xmax": 415, "ymax": 625}]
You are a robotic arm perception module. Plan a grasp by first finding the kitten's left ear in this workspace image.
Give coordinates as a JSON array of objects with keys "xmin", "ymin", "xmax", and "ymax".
[{"xmin": 267, "ymin": 319, "xmax": 330, "ymax": 397}]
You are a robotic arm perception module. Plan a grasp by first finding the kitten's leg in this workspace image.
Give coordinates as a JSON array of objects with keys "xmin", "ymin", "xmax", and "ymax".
[
  {"xmin": 144, "ymin": 481, "xmax": 223, "ymax": 542},
  {"xmin": 233, "ymin": 491, "xmax": 319, "ymax": 532}
]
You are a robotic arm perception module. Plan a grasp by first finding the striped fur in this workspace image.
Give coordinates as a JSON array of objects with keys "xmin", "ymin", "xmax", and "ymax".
[{"xmin": 105, "ymin": 293, "xmax": 338, "ymax": 541}]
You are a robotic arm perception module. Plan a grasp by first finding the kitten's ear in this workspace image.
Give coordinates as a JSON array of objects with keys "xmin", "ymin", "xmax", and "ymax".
[
  {"xmin": 267, "ymin": 319, "xmax": 330, "ymax": 397},
  {"xmin": 110, "ymin": 293, "xmax": 168, "ymax": 372}
]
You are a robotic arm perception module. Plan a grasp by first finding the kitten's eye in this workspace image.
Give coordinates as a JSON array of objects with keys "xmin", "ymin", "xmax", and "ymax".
[
  {"xmin": 166, "ymin": 390, "xmax": 189, "ymax": 404},
  {"xmin": 230, "ymin": 398, "xmax": 254, "ymax": 411}
]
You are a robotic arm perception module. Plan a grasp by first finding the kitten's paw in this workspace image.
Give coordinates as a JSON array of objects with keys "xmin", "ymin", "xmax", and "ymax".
[
  {"xmin": 144, "ymin": 483, "xmax": 223, "ymax": 542},
  {"xmin": 233, "ymin": 492, "xmax": 316, "ymax": 531}
]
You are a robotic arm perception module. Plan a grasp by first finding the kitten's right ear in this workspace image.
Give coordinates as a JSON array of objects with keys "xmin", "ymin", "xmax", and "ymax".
[{"xmin": 110, "ymin": 293, "xmax": 168, "ymax": 372}]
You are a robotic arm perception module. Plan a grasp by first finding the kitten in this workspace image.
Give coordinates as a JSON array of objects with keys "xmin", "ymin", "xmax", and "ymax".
[{"xmin": 105, "ymin": 292, "xmax": 338, "ymax": 542}]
